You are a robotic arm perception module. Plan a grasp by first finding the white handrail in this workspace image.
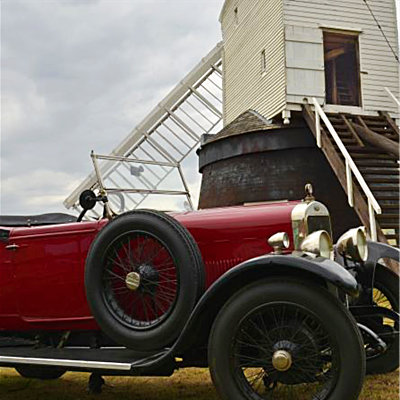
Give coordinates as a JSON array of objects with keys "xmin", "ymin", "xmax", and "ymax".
[
  {"xmin": 384, "ymin": 87, "xmax": 400, "ymax": 108},
  {"xmin": 311, "ymin": 98, "xmax": 382, "ymax": 240}
]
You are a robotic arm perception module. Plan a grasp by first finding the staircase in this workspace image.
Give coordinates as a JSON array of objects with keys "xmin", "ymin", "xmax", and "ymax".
[{"xmin": 303, "ymin": 103, "xmax": 399, "ymax": 247}]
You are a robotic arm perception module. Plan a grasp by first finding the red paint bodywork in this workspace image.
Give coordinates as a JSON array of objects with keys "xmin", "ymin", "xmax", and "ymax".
[{"xmin": 0, "ymin": 201, "xmax": 298, "ymax": 332}]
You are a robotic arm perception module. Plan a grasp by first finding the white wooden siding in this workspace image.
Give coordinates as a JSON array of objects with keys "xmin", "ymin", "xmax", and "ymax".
[
  {"xmin": 221, "ymin": 0, "xmax": 286, "ymax": 125},
  {"xmin": 283, "ymin": 0, "xmax": 399, "ymax": 116},
  {"xmin": 285, "ymin": 25, "xmax": 325, "ymax": 104}
]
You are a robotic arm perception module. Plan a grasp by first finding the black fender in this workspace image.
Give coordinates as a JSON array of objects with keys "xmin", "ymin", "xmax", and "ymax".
[
  {"xmin": 132, "ymin": 253, "xmax": 357, "ymax": 371},
  {"xmin": 335, "ymin": 241, "xmax": 399, "ymax": 304},
  {"xmin": 366, "ymin": 240, "xmax": 400, "ymax": 265}
]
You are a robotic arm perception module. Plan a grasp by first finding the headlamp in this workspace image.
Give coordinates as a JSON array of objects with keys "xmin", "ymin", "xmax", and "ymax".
[
  {"xmin": 336, "ymin": 227, "xmax": 368, "ymax": 262},
  {"xmin": 300, "ymin": 230, "xmax": 333, "ymax": 259}
]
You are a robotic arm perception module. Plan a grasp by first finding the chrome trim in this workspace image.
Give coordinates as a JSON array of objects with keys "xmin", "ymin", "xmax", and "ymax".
[
  {"xmin": 291, "ymin": 201, "xmax": 331, "ymax": 250},
  {"xmin": 0, "ymin": 356, "xmax": 132, "ymax": 370}
]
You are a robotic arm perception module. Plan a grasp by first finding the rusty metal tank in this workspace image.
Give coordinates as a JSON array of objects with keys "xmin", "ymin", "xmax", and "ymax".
[{"xmin": 197, "ymin": 110, "xmax": 361, "ymax": 240}]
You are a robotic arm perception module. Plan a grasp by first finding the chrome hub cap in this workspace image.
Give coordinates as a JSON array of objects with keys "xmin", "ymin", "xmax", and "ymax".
[
  {"xmin": 272, "ymin": 350, "xmax": 292, "ymax": 371},
  {"xmin": 125, "ymin": 271, "xmax": 141, "ymax": 291}
]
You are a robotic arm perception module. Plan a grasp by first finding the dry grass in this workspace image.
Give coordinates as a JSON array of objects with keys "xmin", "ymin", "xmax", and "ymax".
[{"xmin": 0, "ymin": 367, "xmax": 398, "ymax": 400}]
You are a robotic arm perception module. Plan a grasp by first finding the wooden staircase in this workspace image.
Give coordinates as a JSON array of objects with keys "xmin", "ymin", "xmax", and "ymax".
[{"xmin": 303, "ymin": 105, "xmax": 399, "ymax": 247}]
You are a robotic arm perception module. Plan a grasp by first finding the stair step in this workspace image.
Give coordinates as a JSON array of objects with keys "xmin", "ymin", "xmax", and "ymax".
[
  {"xmin": 365, "ymin": 177, "xmax": 399, "ymax": 183},
  {"xmin": 360, "ymin": 168, "xmax": 400, "ymax": 175},
  {"xmin": 379, "ymin": 222, "xmax": 400, "ymax": 229},
  {"xmin": 381, "ymin": 203, "xmax": 400, "ymax": 210},
  {"xmin": 377, "ymin": 213, "xmax": 399, "ymax": 220},
  {"xmin": 368, "ymin": 186, "xmax": 399, "ymax": 192},
  {"xmin": 356, "ymin": 159, "xmax": 399, "ymax": 167},
  {"xmin": 375, "ymin": 194, "xmax": 400, "ymax": 200},
  {"xmin": 363, "ymin": 120, "xmax": 389, "ymax": 126},
  {"xmin": 346, "ymin": 146, "xmax": 393, "ymax": 154},
  {"xmin": 351, "ymin": 153, "xmax": 398, "ymax": 160}
]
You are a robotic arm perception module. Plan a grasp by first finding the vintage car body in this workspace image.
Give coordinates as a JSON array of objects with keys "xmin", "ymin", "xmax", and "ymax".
[
  {"xmin": 0, "ymin": 201, "xmax": 296, "ymax": 331},
  {"xmin": 0, "ymin": 193, "xmax": 398, "ymax": 400}
]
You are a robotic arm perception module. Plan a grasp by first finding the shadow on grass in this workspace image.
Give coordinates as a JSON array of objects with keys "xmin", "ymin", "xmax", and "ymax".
[{"xmin": 0, "ymin": 367, "xmax": 398, "ymax": 400}]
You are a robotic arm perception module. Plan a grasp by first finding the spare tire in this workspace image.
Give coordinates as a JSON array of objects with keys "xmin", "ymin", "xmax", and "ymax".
[{"xmin": 85, "ymin": 210, "xmax": 204, "ymax": 351}]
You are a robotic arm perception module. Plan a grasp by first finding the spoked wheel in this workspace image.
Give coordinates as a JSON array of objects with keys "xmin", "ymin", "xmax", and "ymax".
[
  {"xmin": 85, "ymin": 210, "xmax": 204, "ymax": 351},
  {"xmin": 209, "ymin": 279, "xmax": 365, "ymax": 400},
  {"xmin": 364, "ymin": 263, "xmax": 399, "ymax": 374},
  {"xmin": 103, "ymin": 230, "xmax": 178, "ymax": 329}
]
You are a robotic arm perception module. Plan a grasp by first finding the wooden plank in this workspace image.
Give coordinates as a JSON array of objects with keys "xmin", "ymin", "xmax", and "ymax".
[
  {"xmin": 379, "ymin": 111, "xmax": 400, "ymax": 136},
  {"xmin": 340, "ymin": 114, "xmax": 364, "ymax": 146},
  {"xmin": 351, "ymin": 122, "xmax": 400, "ymax": 158}
]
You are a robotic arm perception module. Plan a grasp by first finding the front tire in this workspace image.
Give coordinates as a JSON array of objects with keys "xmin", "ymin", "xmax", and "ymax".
[{"xmin": 208, "ymin": 279, "xmax": 365, "ymax": 400}]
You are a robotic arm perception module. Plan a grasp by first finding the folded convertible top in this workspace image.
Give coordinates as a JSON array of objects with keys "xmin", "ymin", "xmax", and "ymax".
[{"xmin": 0, "ymin": 213, "xmax": 76, "ymax": 227}]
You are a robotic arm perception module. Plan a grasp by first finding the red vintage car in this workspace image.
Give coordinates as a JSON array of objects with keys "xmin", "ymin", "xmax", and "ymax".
[{"xmin": 0, "ymin": 185, "xmax": 398, "ymax": 400}]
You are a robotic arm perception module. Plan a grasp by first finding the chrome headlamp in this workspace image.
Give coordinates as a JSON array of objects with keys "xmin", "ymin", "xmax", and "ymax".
[
  {"xmin": 300, "ymin": 230, "xmax": 333, "ymax": 259},
  {"xmin": 268, "ymin": 232, "xmax": 290, "ymax": 254},
  {"xmin": 336, "ymin": 227, "xmax": 368, "ymax": 262}
]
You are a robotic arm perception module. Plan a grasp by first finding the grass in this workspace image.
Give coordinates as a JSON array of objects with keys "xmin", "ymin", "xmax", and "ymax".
[{"xmin": 0, "ymin": 367, "xmax": 398, "ymax": 400}]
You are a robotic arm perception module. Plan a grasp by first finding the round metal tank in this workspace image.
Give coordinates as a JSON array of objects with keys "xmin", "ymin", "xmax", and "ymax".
[{"xmin": 197, "ymin": 112, "xmax": 361, "ymax": 240}]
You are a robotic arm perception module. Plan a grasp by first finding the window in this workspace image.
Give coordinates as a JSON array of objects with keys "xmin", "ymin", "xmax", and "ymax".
[
  {"xmin": 323, "ymin": 31, "xmax": 361, "ymax": 106},
  {"xmin": 261, "ymin": 49, "xmax": 266, "ymax": 74}
]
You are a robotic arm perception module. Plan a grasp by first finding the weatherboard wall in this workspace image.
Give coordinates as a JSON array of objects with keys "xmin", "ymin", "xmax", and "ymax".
[
  {"xmin": 220, "ymin": 0, "xmax": 399, "ymax": 124},
  {"xmin": 220, "ymin": 0, "xmax": 286, "ymax": 125},
  {"xmin": 283, "ymin": 0, "xmax": 399, "ymax": 116}
]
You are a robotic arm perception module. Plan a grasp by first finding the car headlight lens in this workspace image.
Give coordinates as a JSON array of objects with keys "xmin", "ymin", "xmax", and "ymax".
[
  {"xmin": 336, "ymin": 227, "xmax": 368, "ymax": 262},
  {"xmin": 300, "ymin": 230, "xmax": 333, "ymax": 259}
]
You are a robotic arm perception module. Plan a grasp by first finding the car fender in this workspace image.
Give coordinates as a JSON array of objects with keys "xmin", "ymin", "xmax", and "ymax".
[
  {"xmin": 136, "ymin": 253, "xmax": 358, "ymax": 369},
  {"xmin": 366, "ymin": 240, "xmax": 400, "ymax": 265}
]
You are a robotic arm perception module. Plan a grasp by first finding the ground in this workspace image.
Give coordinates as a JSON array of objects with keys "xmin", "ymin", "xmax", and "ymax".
[{"xmin": 0, "ymin": 368, "xmax": 398, "ymax": 400}]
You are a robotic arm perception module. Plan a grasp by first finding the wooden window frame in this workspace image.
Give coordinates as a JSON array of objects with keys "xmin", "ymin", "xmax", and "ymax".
[{"xmin": 323, "ymin": 30, "xmax": 362, "ymax": 107}]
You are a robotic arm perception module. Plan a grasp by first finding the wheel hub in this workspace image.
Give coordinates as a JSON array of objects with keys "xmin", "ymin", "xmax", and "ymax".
[
  {"xmin": 137, "ymin": 264, "xmax": 159, "ymax": 292},
  {"xmin": 272, "ymin": 350, "xmax": 292, "ymax": 371},
  {"xmin": 125, "ymin": 271, "xmax": 141, "ymax": 291}
]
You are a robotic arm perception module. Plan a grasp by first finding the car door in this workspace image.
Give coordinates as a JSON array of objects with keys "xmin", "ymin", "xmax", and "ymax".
[
  {"xmin": 0, "ymin": 228, "xmax": 20, "ymax": 329},
  {"xmin": 11, "ymin": 222, "xmax": 99, "ymax": 329}
]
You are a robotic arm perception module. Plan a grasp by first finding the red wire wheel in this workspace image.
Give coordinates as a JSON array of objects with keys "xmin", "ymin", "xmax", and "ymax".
[{"xmin": 85, "ymin": 210, "xmax": 204, "ymax": 351}]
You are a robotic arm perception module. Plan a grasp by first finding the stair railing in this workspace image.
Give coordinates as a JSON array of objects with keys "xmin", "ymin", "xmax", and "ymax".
[
  {"xmin": 311, "ymin": 98, "xmax": 382, "ymax": 241},
  {"xmin": 384, "ymin": 87, "xmax": 400, "ymax": 108}
]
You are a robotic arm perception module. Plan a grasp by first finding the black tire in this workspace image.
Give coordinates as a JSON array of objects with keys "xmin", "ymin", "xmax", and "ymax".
[
  {"xmin": 365, "ymin": 263, "xmax": 399, "ymax": 374},
  {"xmin": 15, "ymin": 365, "xmax": 66, "ymax": 380},
  {"xmin": 208, "ymin": 278, "xmax": 365, "ymax": 400},
  {"xmin": 85, "ymin": 210, "xmax": 204, "ymax": 351}
]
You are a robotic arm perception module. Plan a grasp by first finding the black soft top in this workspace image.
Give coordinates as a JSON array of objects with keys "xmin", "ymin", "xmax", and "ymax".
[{"xmin": 0, "ymin": 213, "xmax": 76, "ymax": 227}]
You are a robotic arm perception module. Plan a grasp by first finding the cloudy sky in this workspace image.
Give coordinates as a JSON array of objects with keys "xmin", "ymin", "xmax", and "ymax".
[{"xmin": 1, "ymin": 0, "xmax": 222, "ymax": 215}]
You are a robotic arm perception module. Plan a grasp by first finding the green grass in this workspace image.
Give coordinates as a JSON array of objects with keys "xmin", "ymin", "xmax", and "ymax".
[{"xmin": 0, "ymin": 367, "xmax": 398, "ymax": 400}]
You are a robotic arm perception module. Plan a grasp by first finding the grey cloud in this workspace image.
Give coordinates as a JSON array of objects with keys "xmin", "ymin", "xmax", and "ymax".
[{"xmin": 1, "ymin": 0, "xmax": 222, "ymax": 214}]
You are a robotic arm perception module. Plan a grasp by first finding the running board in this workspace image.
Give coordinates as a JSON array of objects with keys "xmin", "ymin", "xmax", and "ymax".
[
  {"xmin": 0, "ymin": 347, "xmax": 172, "ymax": 375},
  {"xmin": 0, "ymin": 355, "xmax": 132, "ymax": 371}
]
